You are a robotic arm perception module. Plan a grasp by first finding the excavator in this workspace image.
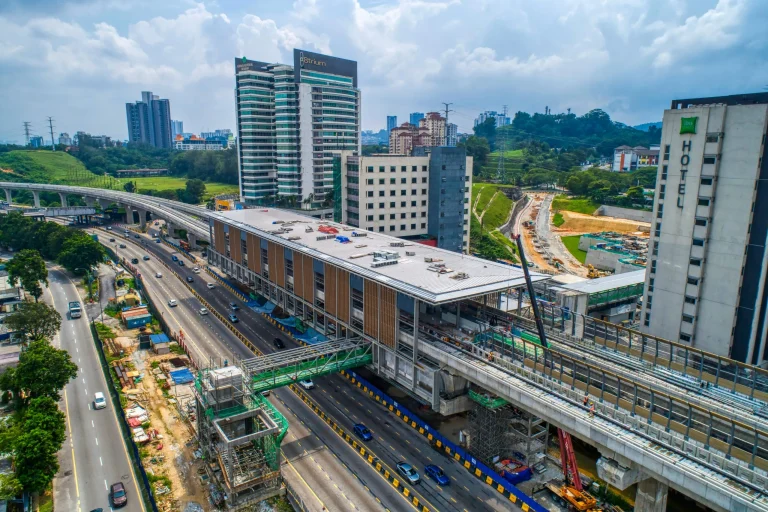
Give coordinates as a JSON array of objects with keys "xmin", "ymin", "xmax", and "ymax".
[{"xmin": 511, "ymin": 234, "xmax": 603, "ymax": 512}]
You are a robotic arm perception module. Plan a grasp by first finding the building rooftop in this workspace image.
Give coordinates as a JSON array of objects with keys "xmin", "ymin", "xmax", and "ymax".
[
  {"xmin": 557, "ymin": 270, "xmax": 646, "ymax": 295},
  {"xmin": 212, "ymin": 208, "xmax": 548, "ymax": 304}
]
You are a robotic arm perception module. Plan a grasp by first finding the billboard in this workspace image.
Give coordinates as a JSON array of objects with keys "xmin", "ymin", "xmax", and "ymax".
[{"xmin": 293, "ymin": 49, "xmax": 358, "ymax": 87}]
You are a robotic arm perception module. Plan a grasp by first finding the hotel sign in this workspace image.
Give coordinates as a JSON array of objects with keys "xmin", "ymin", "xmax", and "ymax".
[{"xmin": 680, "ymin": 117, "xmax": 697, "ymax": 134}]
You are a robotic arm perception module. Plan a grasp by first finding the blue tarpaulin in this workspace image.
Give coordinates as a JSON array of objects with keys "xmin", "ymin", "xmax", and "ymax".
[
  {"xmin": 169, "ymin": 368, "xmax": 194, "ymax": 385},
  {"xmin": 149, "ymin": 333, "xmax": 170, "ymax": 344},
  {"xmin": 295, "ymin": 328, "xmax": 328, "ymax": 345}
]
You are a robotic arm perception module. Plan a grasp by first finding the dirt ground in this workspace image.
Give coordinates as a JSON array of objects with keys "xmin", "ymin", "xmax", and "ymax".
[{"xmin": 554, "ymin": 210, "xmax": 651, "ymax": 236}]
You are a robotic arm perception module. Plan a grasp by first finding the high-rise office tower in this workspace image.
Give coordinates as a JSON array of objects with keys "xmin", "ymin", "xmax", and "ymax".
[
  {"xmin": 126, "ymin": 91, "xmax": 172, "ymax": 148},
  {"xmin": 387, "ymin": 116, "xmax": 397, "ymax": 136},
  {"xmin": 234, "ymin": 50, "xmax": 360, "ymax": 207},
  {"xmin": 640, "ymin": 93, "xmax": 768, "ymax": 364},
  {"xmin": 409, "ymin": 112, "xmax": 425, "ymax": 126}
]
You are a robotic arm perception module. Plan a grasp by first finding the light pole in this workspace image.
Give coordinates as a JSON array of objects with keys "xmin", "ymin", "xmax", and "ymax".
[{"xmin": 76, "ymin": 267, "xmax": 103, "ymax": 322}]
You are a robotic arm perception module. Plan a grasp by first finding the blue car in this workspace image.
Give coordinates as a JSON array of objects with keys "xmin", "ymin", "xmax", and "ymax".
[
  {"xmin": 424, "ymin": 464, "xmax": 450, "ymax": 486},
  {"xmin": 353, "ymin": 423, "xmax": 373, "ymax": 441},
  {"xmin": 396, "ymin": 462, "xmax": 420, "ymax": 485}
]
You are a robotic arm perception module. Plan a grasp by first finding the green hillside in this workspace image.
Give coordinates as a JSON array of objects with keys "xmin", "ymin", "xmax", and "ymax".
[{"xmin": 470, "ymin": 182, "xmax": 517, "ymax": 262}]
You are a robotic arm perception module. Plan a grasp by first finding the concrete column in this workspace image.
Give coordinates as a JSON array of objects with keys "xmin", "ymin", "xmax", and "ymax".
[
  {"xmin": 635, "ymin": 478, "xmax": 669, "ymax": 512},
  {"xmin": 137, "ymin": 209, "xmax": 147, "ymax": 229},
  {"xmin": 412, "ymin": 298, "xmax": 419, "ymax": 392},
  {"xmin": 97, "ymin": 199, "xmax": 111, "ymax": 211},
  {"xmin": 32, "ymin": 191, "xmax": 40, "ymax": 208},
  {"xmin": 83, "ymin": 196, "xmax": 96, "ymax": 208},
  {"xmin": 3, "ymin": 189, "xmax": 11, "ymax": 204},
  {"xmin": 187, "ymin": 233, "xmax": 198, "ymax": 248},
  {"xmin": 58, "ymin": 192, "xmax": 68, "ymax": 207},
  {"xmin": 166, "ymin": 222, "xmax": 177, "ymax": 238},
  {"xmin": 124, "ymin": 204, "xmax": 134, "ymax": 224}
]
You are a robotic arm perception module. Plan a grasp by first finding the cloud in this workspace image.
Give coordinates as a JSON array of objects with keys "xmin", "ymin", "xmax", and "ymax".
[{"xmin": 292, "ymin": 0, "xmax": 319, "ymax": 21}]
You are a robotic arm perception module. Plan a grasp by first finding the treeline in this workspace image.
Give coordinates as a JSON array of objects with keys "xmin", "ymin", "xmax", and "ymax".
[{"xmin": 562, "ymin": 167, "xmax": 657, "ymax": 206}]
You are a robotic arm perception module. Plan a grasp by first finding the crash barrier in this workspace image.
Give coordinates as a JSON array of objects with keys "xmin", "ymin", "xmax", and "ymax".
[
  {"xmin": 90, "ymin": 322, "xmax": 159, "ymax": 512},
  {"xmin": 203, "ymin": 266, "xmax": 249, "ymax": 302},
  {"xmin": 159, "ymin": 235, "xmax": 196, "ymax": 263},
  {"xmin": 339, "ymin": 370, "xmax": 547, "ymax": 512}
]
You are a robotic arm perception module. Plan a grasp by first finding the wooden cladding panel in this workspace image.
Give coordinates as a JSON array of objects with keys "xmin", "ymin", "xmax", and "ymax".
[
  {"xmin": 325, "ymin": 264, "xmax": 337, "ymax": 316},
  {"xmin": 380, "ymin": 286, "xmax": 396, "ymax": 348},
  {"xmin": 336, "ymin": 269, "xmax": 350, "ymax": 323},
  {"xmin": 213, "ymin": 221, "xmax": 225, "ymax": 255},
  {"xmin": 364, "ymin": 279, "xmax": 379, "ymax": 339},
  {"xmin": 293, "ymin": 253, "xmax": 305, "ymax": 298},
  {"xmin": 229, "ymin": 227, "xmax": 242, "ymax": 265},
  {"xmin": 274, "ymin": 245, "xmax": 286, "ymax": 287},
  {"xmin": 267, "ymin": 242, "xmax": 277, "ymax": 285},
  {"xmin": 246, "ymin": 234, "xmax": 260, "ymax": 274},
  {"xmin": 302, "ymin": 255, "xmax": 314, "ymax": 302}
]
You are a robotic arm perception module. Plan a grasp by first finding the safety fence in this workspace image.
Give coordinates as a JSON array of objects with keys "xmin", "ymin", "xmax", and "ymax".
[
  {"xmin": 90, "ymin": 322, "xmax": 159, "ymax": 512},
  {"xmin": 338, "ymin": 370, "xmax": 547, "ymax": 512}
]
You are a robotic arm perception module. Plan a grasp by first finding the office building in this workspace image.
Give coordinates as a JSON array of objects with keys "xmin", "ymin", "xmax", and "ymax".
[
  {"xmin": 174, "ymin": 134, "xmax": 229, "ymax": 151},
  {"xmin": 235, "ymin": 50, "xmax": 360, "ymax": 207},
  {"xmin": 446, "ymin": 123, "xmax": 458, "ymax": 147},
  {"xmin": 612, "ymin": 145, "xmax": 660, "ymax": 172},
  {"xmin": 640, "ymin": 92, "xmax": 768, "ymax": 365},
  {"xmin": 171, "ymin": 120, "xmax": 184, "ymax": 140},
  {"xmin": 125, "ymin": 91, "xmax": 173, "ymax": 149},
  {"xmin": 334, "ymin": 146, "xmax": 471, "ymax": 253},
  {"xmin": 409, "ymin": 112, "xmax": 425, "ymax": 126},
  {"xmin": 58, "ymin": 132, "xmax": 72, "ymax": 146},
  {"xmin": 387, "ymin": 116, "xmax": 397, "ymax": 136},
  {"xmin": 474, "ymin": 110, "xmax": 510, "ymax": 128}
]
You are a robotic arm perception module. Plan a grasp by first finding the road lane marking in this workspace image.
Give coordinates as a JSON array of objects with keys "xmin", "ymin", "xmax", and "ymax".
[
  {"xmin": 100, "ymin": 457, "xmax": 103, "ymax": 466},
  {"xmin": 92, "ymin": 420, "xmax": 94, "ymax": 428},
  {"xmin": 63, "ymin": 390, "xmax": 80, "ymax": 500},
  {"xmin": 104, "ymin": 479, "xmax": 108, "ymax": 491},
  {"xmin": 95, "ymin": 437, "xmax": 98, "ymax": 446}
]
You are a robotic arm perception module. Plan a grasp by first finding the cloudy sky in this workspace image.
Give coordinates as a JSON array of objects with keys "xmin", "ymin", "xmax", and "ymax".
[{"xmin": 1, "ymin": 0, "xmax": 766, "ymax": 143}]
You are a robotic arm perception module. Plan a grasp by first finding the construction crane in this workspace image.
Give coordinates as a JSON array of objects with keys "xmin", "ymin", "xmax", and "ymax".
[{"xmin": 511, "ymin": 233, "xmax": 602, "ymax": 512}]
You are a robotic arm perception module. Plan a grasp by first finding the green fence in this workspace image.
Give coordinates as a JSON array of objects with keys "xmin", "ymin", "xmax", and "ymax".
[
  {"xmin": 468, "ymin": 389, "xmax": 508, "ymax": 409},
  {"xmin": 587, "ymin": 282, "xmax": 644, "ymax": 307}
]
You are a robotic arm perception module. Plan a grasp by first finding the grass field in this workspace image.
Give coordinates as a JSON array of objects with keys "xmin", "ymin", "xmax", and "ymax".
[
  {"xmin": 131, "ymin": 177, "xmax": 238, "ymax": 199},
  {"xmin": 552, "ymin": 195, "xmax": 601, "ymax": 215},
  {"xmin": 552, "ymin": 212, "xmax": 565, "ymax": 227},
  {"xmin": 561, "ymin": 235, "xmax": 587, "ymax": 263}
]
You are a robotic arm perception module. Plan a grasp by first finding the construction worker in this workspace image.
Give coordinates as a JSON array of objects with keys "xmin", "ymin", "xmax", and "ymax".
[
  {"xmin": 583, "ymin": 394, "xmax": 589, "ymax": 407},
  {"xmin": 589, "ymin": 402, "xmax": 596, "ymax": 418}
]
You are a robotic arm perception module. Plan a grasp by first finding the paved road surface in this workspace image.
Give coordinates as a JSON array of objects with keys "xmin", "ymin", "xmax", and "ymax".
[{"xmin": 50, "ymin": 268, "xmax": 144, "ymax": 512}]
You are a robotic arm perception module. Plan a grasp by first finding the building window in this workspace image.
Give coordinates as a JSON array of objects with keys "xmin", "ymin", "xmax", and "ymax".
[
  {"xmin": 400, "ymin": 201, "xmax": 406, "ymax": 207},
  {"xmin": 400, "ymin": 213, "xmax": 406, "ymax": 219},
  {"xmin": 701, "ymin": 177, "xmax": 713, "ymax": 185},
  {"xmin": 379, "ymin": 191, "xmax": 385, "ymax": 197},
  {"xmin": 378, "ymin": 226, "xmax": 384, "ymax": 232},
  {"xmin": 690, "ymin": 258, "xmax": 702, "ymax": 266},
  {"xmin": 390, "ymin": 226, "xmax": 395, "ymax": 231},
  {"xmin": 682, "ymin": 314, "xmax": 694, "ymax": 323},
  {"xmin": 412, "ymin": 178, "xmax": 417, "ymax": 184},
  {"xmin": 367, "ymin": 191, "xmax": 374, "ymax": 197},
  {"xmin": 411, "ymin": 212, "xmax": 416, "ymax": 218},
  {"xmin": 367, "ymin": 179, "xmax": 373, "ymax": 185},
  {"xmin": 661, "ymin": 165, "xmax": 667, "ymax": 180},
  {"xmin": 421, "ymin": 223, "xmax": 426, "ymax": 229},
  {"xmin": 421, "ymin": 212, "xmax": 426, "ymax": 218},
  {"xmin": 379, "ymin": 178, "xmax": 385, "ymax": 184},
  {"xmin": 390, "ymin": 214, "xmax": 395, "ymax": 220},
  {"xmin": 401, "ymin": 190, "xmax": 407, "ymax": 196},
  {"xmin": 379, "ymin": 166, "xmax": 385, "ymax": 172},
  {"xmin": 422, "ymin": 189, "xmax": 427, "ymax": 195},
  {"xmin": 390, "ymin": 166, "xmax": 396, "ymax": 172},
  {"xmin": 694, "ymin": 218, "xmax": 707, "ymax": 227},
  {"xmin": 390, "ymin": 178, "xmax": 396, "ymax": 184},
  {"xmin": 367, "ymin": 166, "xmax": 374, "ymax": 173},
  {"xmin": 411, "ymin": 189, "xmax": 417, "ymax": 195},
  {"xmin": 703, "ymin": 156, "xmax": 716, "ymax": 165},
  {"xmin": 367, "ymin": 202, "xmax": 374, "ymax": 209},
  {"xmin": 366, "ymin": 215, "xmax": 373, "ymax": 221},
  {"xmin": 648, "ymin": 278, "xmax": 654, "ymax": 292},
  {"xmin": 390, "ymin": 202, "xmax": 395, "ymax": 208},
  {"xmin": 401, "ymin": 166, "xmax": 407, "ymax": 172},
  {"xmin": 693, "ymin": 238, "xmax": 704, "ymax": 246},
  {"xmin": 663, "ymin": 144, "xmax": 670, "ymax": 160},
  {"xmin": 685, "ymin": 296, "xmax": 697, "ymax": 305},
  {"xmin": 644, "ymin": 315, "xmax": 650, "ymax": 327},
  {"xmin": 680, "ymin": 333, "xmax": 691, "ymax": 343},
  {"xmin": 650, "ymin": 260, "xmax": 656, "ymax": 274},
  {"xmin": 422, "ymin": 166, "xmax": 427, "ymax": 172},
  {"xmin": 698, "ymin": 198, "xmax": 710, "ymax": 206},
  {"xmin": 412, "ymin": 166, "xmax": 417, "ymax": 172},
  {"xmin": 379, "ymin": 202, "xmax": 385, "ymax": 208},
  {"xmin": 421, "ymin": 200, "xmax": 427, "ymax": 206},
  {"xmin": 390, "ymin": 190, "xmax": 396, "ymax": 196},
  {"xmin": 421, "ymin": 177, "xmax": 427, "ymax": 184},
  {"xmin": 652, "ymin": 247, "xmax": 658, "ymax": 256},
  {"xmin": 411, "ymin": 201, "xmax": 416, "ymax": 207},
  {"xmin": 378, "ymin": 214, "xmax": 384, "ymax": 220},
  {"xmin": 687, "ymin": 277, "xmax": 699, "ymax": 285},
  {"xmin": 401, "ymin": 178, "xmax": 406, "ymax": 184},
  {"xmin": 706, "ymin": 134, "xmax": 718, "ymax": 143}
]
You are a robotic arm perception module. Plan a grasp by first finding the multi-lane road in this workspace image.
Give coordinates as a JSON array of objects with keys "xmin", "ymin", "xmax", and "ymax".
[
  {"xmin": 94, "ymin": 224, "xmax": 514, "ymax": 511},
  {"xmin": 49, "ymin": 268, "xmax": 144, "ymax": 512}
]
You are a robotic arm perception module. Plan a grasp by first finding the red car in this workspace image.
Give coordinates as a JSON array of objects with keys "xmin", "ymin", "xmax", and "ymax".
[{"xmin": 109, "ymin": 482, "xmax": 127, "ymax": 507}]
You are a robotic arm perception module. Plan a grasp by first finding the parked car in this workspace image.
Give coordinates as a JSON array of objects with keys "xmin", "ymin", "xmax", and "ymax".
[
  {"xmin": 155, "ymin": 272, "xmax": 162, "ymax": 278},
  {"xmin": 207, "ymin": 283, "xmax": 215, "ymax": 289},
  {"xmin": 143, "ymin": 255, "xmax": 150, "ymax": 261},
  {"xmin": 230, "ymin": 302, "xmax": 240, "ymax": 311},
  {"xmin": 273, "ymin": 337, "xmax": 285, "ymax": 350},
  {"xmin": 228, "ymin": 313, "xmax": 238, "ymax": 323},
  {"xmin": 424, "ymin": 464, "xmax": 450, "ymax": 486},
  {"xmin": 353, "ymin": 423, "xmax": 373, "ymax": 441},
  {"xmin": 186, "ymin": 276, "xmax": 194, "ymax": 283},
  {"xmin": 168, "ymin": 299, "xmax": 178, "ymax": 307},
  {"xmin": 299, "ymin": 379, "xmax": 315, "ymax": 390},
  {"xmin": 199, "ymin": 308, "xmax": 209, "ymax": 316},
  {"xmin": 109, "ymin": 482, "xmax": 127, "ymax": 508},
  {"xmin": 396, "ymin": 462, "xmax": 420, "ymax": 485},
  {"xmin": 93, "ymin": 392, "xmax": 107, "ymax": 410}
]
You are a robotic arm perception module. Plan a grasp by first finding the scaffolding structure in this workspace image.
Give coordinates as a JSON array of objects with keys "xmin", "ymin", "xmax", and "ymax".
[
  {"xmin": 468, "ymin": 389, "xmax": 513, "ymax": 465},
  {"xmin": 195, "ymin": 364, "xmax": 289, "ymax": 508}
]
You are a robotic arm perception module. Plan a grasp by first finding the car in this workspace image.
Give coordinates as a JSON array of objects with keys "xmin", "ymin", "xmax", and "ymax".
[
  {"xmin": 261, "ymin": 390, "xmax": 271, "ymax": 397},
  {"xmin": 228, "ymin": 313, "xmax": 239, "ymax": 323},
  {"xmin": 171, "ymin": 255, "xmax": 178, "ymax": 262},
  {"xmin": 193, "ymin": 267, "xmax": 201, "ymax": 274},
  {"xmin": 230, "ymin": 302, "xmax": 240, "ymax": 311},
  {"xmin": 109, "ymin": 482, "xmax": 127, "ymax": 507},
  {"xmin": 131, "ymin": 258, "xmax": 139, "ymax": 264},
  {"xmin": 199, "ymin": 308, "xmax": 209, "ymax": 316},
  {"xmin": 178, "ymin": 260, "xmax": 185, "ymax": 267},
  {"xmin": 143, "ymin": 255, "xmax": 150, "ymax": 261},
  {"xmin": 273, "ymin": 337, "xmax": 285, "ymax": 350},
  {"xmin": 93, "ymin": 392, "xmax": 107, "ymax": 410},
  {"xmin": 155, "ymin": 272, "xmax": 162, "ymax": 278},
  {"xmin": 353, "ymin": 423, "xmax": 373, "ymax": 441},
  {"xmin": 155, "ymin": 238, "xmax": 161, "ymax": 243},
  {"xmin": 106, "ymin": 226, "xmax": 112, "ymax": 231},
  {"xmin": 207, "ymin": 283, "xmax": 215, "ymax": 289},
  {"xmin": 424, "ymin": 464, "xmax": 450, "ymax": 486},
  {"xmin": 119, "ymin": 244, "xmax": 127, "ymax": 249},
  {"xmin": 168, "ymin": 299, "xmax": 178, "ymax": 307},
  {"xmin": 396, "ymin": 462, "xmax": 421, "ymax": 485},
  {"xmin": 186, "ymin": 276, "xmax": 194, "ymax": 283},
  {"xmin": 154, "ymin": 221, "xmax": 159, "ymax": 226},
  {"xmin": 109, "ymin": 238, "xmax": 115, "ymax": 242},
  {"xmin": 298, "ymin": 379, "xmax": 315, "ymax": 390},
  {"xmin": 134, "ymin": 234, "xmax": 140, "ymax": 239}
]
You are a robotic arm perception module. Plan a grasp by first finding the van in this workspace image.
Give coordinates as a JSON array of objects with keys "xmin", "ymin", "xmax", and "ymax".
[{"xmin": 93, "ymin": 392, "xmax": 107, "ymax": 410}]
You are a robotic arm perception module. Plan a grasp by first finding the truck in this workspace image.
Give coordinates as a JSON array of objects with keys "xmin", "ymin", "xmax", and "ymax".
[
  {"xmin": 179, "ymin": 240, "xmax": 191, "ymax": 251},
  {"xmin": 69, "ymin": 301, "xmax": 82, "ymax": 319}
]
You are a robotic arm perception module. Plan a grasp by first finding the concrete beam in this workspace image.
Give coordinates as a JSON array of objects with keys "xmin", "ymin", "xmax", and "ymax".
[
  {"xmin": 32, "ymin": 190, "xmax": 40, "ymax": 208},
  {"xmin": 636, "ymin": 477, "xmax": 669, "ymax": 512},
  {"xmin": 58, "ymin": 192, "xmax": 68, "ymax": 207}
]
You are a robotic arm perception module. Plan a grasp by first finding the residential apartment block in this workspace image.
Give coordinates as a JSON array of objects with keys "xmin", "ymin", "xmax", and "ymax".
[
  {"xmin": 234, "ymin": 50, "xmax": 360, "ymax": 207},
  {"xmin": 474, "ymin": 110, "xmax": 510, "ymax": 128},
  {"xmin": 334, "ymin": 147, "xmax": 472, "ymax": 253},
  {"xmin": 640, "ymin": 93, "xmax": 768, "ymax": 365},
  {"xmin": 388, "ymin": 112, "xmax": 447, "ymax": 155},
  {"xmin": 125, "ymin": 91, "xmax": 172, "ymax": 149}
]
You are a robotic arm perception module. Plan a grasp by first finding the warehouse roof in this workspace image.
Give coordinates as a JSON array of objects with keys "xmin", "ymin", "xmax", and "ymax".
[{"xmin": 210, "ymin": 208, "xmax": 548, "ymax": 304}]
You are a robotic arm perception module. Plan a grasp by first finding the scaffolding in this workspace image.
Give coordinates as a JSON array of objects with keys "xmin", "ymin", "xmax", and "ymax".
[
  {"xmin": 468, "ymin": 389, "xmax": 513, "ymax": 465},
  {"xmin": 194, "ymin": 365, "xmax": 289, "ymax": 508}
]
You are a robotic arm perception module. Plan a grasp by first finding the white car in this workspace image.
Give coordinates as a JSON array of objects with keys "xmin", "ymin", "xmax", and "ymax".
[
  {"xmin": 155, "ymin": 272, "xmax": 162, "ymax": 278},
  {"xmin": 168, "ymin": 299, "xmax": 178, "ymax": 307},
  {"xmin": 206, "ymin": 282, "xmax": 215, "ymax": 289},
  {"xmin": 199, "ymin": 308, "xmax": 209, "ymax": 316},
  {"xmin": 193, "ymin": 267, "xmax": 201, "ymax": 274},
  {"xmin": 299, "ymin": 379, "xmax": 315, "ymax": 390},
  {"xmin": 106, "ymin": 226, "xmax": 112, "ymax": 231},
  {"xmin": 93, "ymin": 392, "xmax": 107, "ymax": 410}
]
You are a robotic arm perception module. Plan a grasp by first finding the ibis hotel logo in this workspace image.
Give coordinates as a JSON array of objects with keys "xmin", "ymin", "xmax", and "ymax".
[
  {"xmin": 680, "ymin": 117, "xmax": 698, "ymax": 135},
  {"xmin": 299, "ymin": 52, "xmax": 327, "ymax": 68}
]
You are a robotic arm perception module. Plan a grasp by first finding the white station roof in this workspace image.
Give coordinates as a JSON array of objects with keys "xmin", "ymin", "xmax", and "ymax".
[{"xmin": 211, "ymin": 208, "xmax": 548, "ymax": 304}]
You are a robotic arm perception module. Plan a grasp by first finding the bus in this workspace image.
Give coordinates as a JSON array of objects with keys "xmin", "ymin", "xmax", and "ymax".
[{"xmin": 69, "ymin": 301, "xmax": 82, "ymax": 319}]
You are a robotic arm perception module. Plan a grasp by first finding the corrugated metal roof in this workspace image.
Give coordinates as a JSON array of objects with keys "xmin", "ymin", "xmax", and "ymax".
[{"xmin": 557, "ymin": 270, "xmax": 646, "ymax": 294}]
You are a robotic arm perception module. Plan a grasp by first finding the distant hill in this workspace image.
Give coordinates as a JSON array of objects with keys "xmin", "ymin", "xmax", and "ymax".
[{"xmin": 633, "ymin": 122, "xmax": 662, "ymax": 132}]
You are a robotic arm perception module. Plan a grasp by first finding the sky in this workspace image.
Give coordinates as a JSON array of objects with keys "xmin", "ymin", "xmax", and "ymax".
[{"xmin": 0, "ymin": 0, "xmax": 766, "ymax": 143}]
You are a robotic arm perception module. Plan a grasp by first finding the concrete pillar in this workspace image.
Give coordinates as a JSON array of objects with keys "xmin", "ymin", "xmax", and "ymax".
[
  {"xmin": 97, "ymin": 198, "xmax": 111, "ymax": 210},
  {"xmin": 3, "ymin": 189, "xmax": 11, "ymax": 204},
  {"xmin": 32, "ymin": 191, "xmax": 40, "ymax": 208},
  {"xmin": 58, "ymin": 192, "xmax": 68, "ymax": 207},
  {"xmin": 124, "ymin": 204, "xmax": 134, "ymax": 224},
  {"xmin": 166, "ymin": 222, "xmax": 177, "ymax": 238},
  {"xmin": 137, "ymin": 209, "xmax": 147, "ymax": 229},
  {"xmin": 187, "ymin": 233, "xmax": 198, "ymax": 248},
  {"xmin": 635, "ymin": 478, "xmax": 669, "ymax": 512},
  {"xmin": 83, "ymin": 196, "xmax": 96, "ymax": 208}
]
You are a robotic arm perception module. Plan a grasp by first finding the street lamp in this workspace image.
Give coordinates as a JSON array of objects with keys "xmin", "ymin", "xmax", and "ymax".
[{"xmin": 76, "ymin": 267, "xmax": 103, "ymax": 322}]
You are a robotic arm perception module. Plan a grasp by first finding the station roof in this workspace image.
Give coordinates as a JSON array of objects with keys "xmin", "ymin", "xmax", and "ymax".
[
  {"xmin": 557, "ymin": 270, "xmax": 645, "ymax": 295},
  {"xmin": 211, "ymin": 208, "xmax": 548, "ymax": 304}
]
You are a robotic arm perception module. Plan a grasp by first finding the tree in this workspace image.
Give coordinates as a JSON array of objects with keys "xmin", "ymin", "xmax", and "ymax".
[
  {"xmin": 14, "ymin": 428, "xmax": 60, "ymax": 493},
  {"xmin": 57, "ymin": 231, "xmax": 106, "ymax": 273},
  {"xmin": 473, "ymin": 118, "xmax": 497, "ymax": 150},
  {"xmin": 14, "ymin": 339, "xmax": 77, "ymax": 403},
  {"xmin": 123, "ymin": 181, "xmax": 135, "ymax": 193},
  {"xmin": 0, "ymin": 474, "xmax": 22, "ymax": 500},
  {"xmin": 6, "ymin": 249, "xmax": 47, "ymax": 302},
  {"xmin": 5, "ymin": 301, "xmax": 61, "ymax": 344},
  {"xmin": 184, "ymin": 179, "xmax": 206, "ymax": 204},
  {"xmin": 24, "ymin": 397, "xmax": 66, "ymax": 447},
  {"xmin": 458, "ymin": 136, "xmax": 490, "ymax": 175}
]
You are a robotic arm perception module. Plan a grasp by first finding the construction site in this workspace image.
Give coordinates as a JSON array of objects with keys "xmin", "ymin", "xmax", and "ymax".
[{"xmin": 578, "ymin": 232, "xmax": 649, "ymax": 274}]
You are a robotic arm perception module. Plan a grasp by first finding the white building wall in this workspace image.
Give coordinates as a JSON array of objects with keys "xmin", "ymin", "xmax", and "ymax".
[{"xmin": 298, "ymin": 83, "xmax": 315, "ymax": 207}]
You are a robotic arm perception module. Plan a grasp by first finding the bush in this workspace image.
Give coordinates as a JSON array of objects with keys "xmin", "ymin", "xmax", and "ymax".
[{"xmin": 552, "ymin": 212, "xmax": 565, "ymax": 227}]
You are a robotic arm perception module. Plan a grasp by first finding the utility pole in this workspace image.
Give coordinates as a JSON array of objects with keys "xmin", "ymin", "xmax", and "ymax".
[
  {"xmin": 47, "ymin": 117, "xmax": 56, "ymax": 151},
  {"xmin": 23, "ymin": 122, "xmax": 31, "ymax": 146},
  {"xmin": 441, "ymin": 102, "xmax": 454, "ymax": 146}
]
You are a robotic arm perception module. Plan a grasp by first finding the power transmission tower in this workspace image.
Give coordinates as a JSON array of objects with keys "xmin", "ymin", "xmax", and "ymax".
[
  {"xmin": 441, "ymin": 102, "xmax": 454, "ymax": 146},
  {"xmin": 47, "ymin": 117, "xmax": 56, "ymax": 151},
  {"xmin": 496, "ymin": 106, "xmax": 508, "ymax": 182},
  {"xmin": 23, "ymin": 122, "xmax": 31, "ymax": 146}
]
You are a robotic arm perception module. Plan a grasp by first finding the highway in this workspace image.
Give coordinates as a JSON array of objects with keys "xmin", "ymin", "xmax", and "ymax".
[
  {"xmin": 99, "ymin": 225, "xmax": 515, "ymax": 511},
  {"xmin": 49, "ymin": 268, "xmax": 143, "ymax": 512}
]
